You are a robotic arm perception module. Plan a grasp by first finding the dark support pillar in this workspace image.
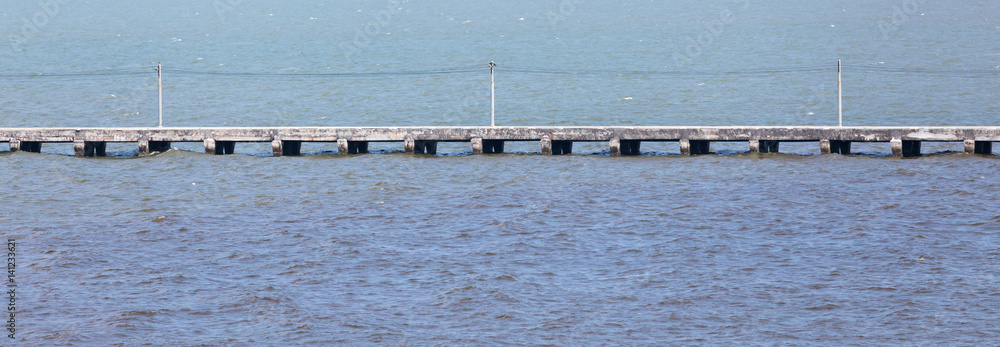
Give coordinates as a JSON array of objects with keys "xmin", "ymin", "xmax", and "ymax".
[
  {"xmin": 94, "ymin": 142, "xmax": 107, "ymax": 157},
  {"xmin": 760, "ymin": 140, "xmax": 779, "ymax": 153},
  {"xmin": 684, "ymin": 140, "xmax": 710, "ymax": 155},
  {"xmin": 16, "ymin": 141, "xmax": 41, "ymax": 153},
  {"xmin": 482, "ymin": 140, "xmax": 504, "ymax": 154},
  {"xmin": 891, "ymin": 139, "xmax": 920, "ymax": 157},
  {"xmin": 141, "ymin": 138, "xmax": 171, "ymax": 155},
  {"xmin": 273, "ymin": 140, "xmax": 301, "ymax": 157},
  {"xmin": 74, "ymin": 140, "xmax": 106, "ymax": 157},
  {"xmin": 750, "ymin": 140, "xmax": 780, "ymax": 154},
  {"xmin": 414, "ymin": 141, "xmax": 437, "ymax": 155},
  {"xmin": 149, "ymin": 141, "xmax": 171, "ymax": 152},
  {"xmin": 830, "ymin": 140, "xmax": 851, "ymax": 155},
  {"xmin": 348, "ymin": 141, "xmax": 368, "ymax": 154},
  {"xmin": 284, "ymin": 141, "xmax": 302, "ymax": 156},
  {"xmin": 976, "ymin": 141, "xmax": 993, "ymax": 154},
  {"xmin": 552, "ymin": 140, "xmax": 573, "ymax": 155},
  {"xmin": 902, "ymin": 140, "xmax": 921, "ymax": 157},
  {"xmin": 407, "ymin": 138, "xmax": 437, "ymax": 155},
  {"xmin": 336, "ymin": 140, "xmax": 367, "ymax": 154},
  {"xmin": 619, "ymin": 140, "xmax": 640, "ymax": 156},
  {"xmin": 206, "ymin": 139, "xmax": 235, "ymax": 155},
  {"xmin": 965, "ymin": 139, "xmax": 993, "ymax": 154},
  {"xmin": 216, "ymin": 141, "xmax": 236, "ymax": 155}
]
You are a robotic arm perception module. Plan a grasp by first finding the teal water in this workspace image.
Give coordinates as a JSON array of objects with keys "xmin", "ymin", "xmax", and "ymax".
[{"xmin": 2, "ymin": 0, "xmax": 999, "ymax": 345}]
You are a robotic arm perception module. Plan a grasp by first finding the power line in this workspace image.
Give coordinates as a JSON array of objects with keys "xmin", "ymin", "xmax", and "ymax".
[{"xmin": 0, "ymin": 64, "xmax": 997, "ymax": 80}]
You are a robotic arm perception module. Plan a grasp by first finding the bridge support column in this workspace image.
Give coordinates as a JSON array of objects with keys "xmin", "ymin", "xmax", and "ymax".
[
  {"xmin": 337, "ymin": 139, "xmax": 368, "ymax": 154},
  {"xmin": 24, "ymin": 142, "xmax": 41, "ymax": 153},
  {"xmin": 751, "ymin": 140, "xmax": 779, "ymax": 153},
  {"xmin": 620, "ymin": 140, "xmax": 640, "ymax": 155},
  {"xmin": 611, "ymin": 139, "xmax": 640, "ymax": 156},
  {"xmin": 543, "ymin": 136, "xmax": 572, "ymax": 155},
  {"xmin": 219, "ymin": 141, "xmax": 235, "ymax": 155},
  {"xmin": 74, "ymin": 140, "xmax": 106, "ymax": 157},
  {"xmin": 205, "ymin": 139, "xmax": 235, "ymax": 155},
  {"xmin": 140, "ymin": 139, "xmax": 171, "ymax": 155},
  {"xmin": 965, "ymin": 140, "xmax": 993, "ymax": 154},
  {"xmin": 338, "ymin": 140, "xmax": 368, "ymax": 154},
  {"xmin": 976, "ymin": 141, "xmax": 992, "ymax": 154},
  {"xmin": 338, "ymin": 139, "xmax": 349, "ymax": 154},
  {"xmin": 891, "ymin": 139, "xmax": 921, "ymax": 157},
  {"xmin": 404, "ymin": 137, "xmax": 415, "ymax": 154},
  {"xmin": 150, "ymin": 141, "xmax": 170, "ymax": 153},
  {"xmin": 272, "ymin": 140, "xmax": 301, "ymax": 157},
  {"xmin": 413, "ymin": 140, "xmax": 436, "ymax": 155},
  {"xmin": 552, "ymin": 140, "xmax": 572, "ymax": 155},
  {"xmin": 821, "ymin": 140, "xmax": 851, "ymax": 155},
  {"xmin": 485, "ymin": 140, "xmax": 504, "ymax": 154},
  {"xmin": 471, "ymin": 137, "xmax": 483, "ymax": 154},
  {"xmin": 204, "ymin": 139, "xmax": 216, "ymax": 154},
  {"xmin": 13, "ymin": 140, "xmax": 41, "ymax": 153},
  {"xmin": 681, "ymin": 139, "xmax": 710, "ymax": 155},
  {"xmin": 761, "ymin": 140, "xmax": 779, "ymax": 153}
]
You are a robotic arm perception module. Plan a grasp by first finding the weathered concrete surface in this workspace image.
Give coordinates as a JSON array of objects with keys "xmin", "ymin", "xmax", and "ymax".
[
  {"xmin": 2, "ymin": 126, "xmax": 998, "ymax": 157},
  {"xmin": 4, "ymin": 126, "xmax": 1000, "ymax": 143}
]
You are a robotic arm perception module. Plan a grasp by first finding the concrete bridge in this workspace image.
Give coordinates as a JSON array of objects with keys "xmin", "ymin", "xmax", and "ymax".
[{"xmin": 1, "ymin": 126, "xmax": 997, "ymax": 157}]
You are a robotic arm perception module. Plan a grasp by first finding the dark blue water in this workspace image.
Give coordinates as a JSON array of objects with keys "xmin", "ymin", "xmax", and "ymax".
[{"xmin": 2, "ymin": 0, "xmax": 999, "ymax": 345}]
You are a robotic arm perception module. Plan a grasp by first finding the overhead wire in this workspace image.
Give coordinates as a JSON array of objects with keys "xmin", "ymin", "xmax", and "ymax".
[{"xmin": 0, "ymin": 64, "xmax": 996, "ymax": 80}]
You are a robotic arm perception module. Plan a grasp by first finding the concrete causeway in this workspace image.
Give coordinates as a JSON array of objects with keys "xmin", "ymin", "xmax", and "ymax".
[{"xmin": 1, "ymin": 126, "xmax": 997, "ymax": 157}]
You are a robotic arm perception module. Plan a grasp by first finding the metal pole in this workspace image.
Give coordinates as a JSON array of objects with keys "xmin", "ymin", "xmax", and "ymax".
[
  {"xmin": 156, "ymin": 63, "xmax": 163, "ymax": 127},
  {"xmin": 838, "ymin": 59, "xmax": 842, "ymax": 127},
  {"xmin": 489, "ymin": 61, "xmax": 496, "ymax": 127}
]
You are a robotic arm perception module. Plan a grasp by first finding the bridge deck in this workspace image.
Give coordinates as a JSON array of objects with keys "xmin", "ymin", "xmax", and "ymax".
[{"xmin": 1, "ymin": 126, "xmax": 997, "ymax": 157}]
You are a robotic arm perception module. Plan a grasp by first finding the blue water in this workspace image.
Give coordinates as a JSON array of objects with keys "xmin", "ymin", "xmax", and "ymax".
[{"xmin": 2, "ymin": 0, "xmax": 999, "ymax": 345}]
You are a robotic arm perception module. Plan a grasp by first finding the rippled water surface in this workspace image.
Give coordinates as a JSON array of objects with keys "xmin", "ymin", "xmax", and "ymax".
[{"xmin": 2, "ymin": 0, "xmax": 1000, "ymax": 345}]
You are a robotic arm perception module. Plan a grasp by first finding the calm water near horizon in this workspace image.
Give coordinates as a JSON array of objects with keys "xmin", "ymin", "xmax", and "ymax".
[{"xmin": 2, "ymin": 0, "xmax": 999, "ymax": 345}]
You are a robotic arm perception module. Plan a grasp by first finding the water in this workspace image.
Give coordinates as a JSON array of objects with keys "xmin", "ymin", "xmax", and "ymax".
[{"xmin": 2, "ymin": 0, "xmax": 999, "ymax": 345}]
